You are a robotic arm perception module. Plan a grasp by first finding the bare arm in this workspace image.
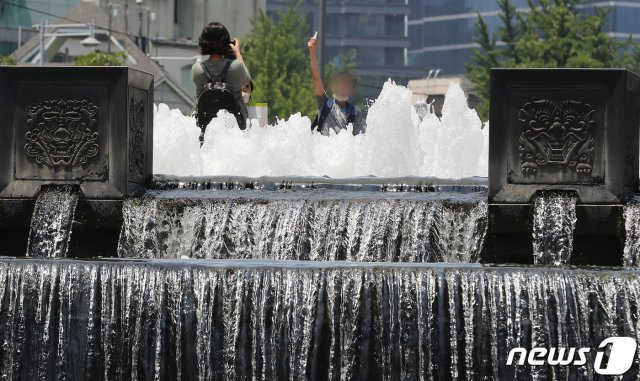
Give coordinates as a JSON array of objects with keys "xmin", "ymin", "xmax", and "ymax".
[{"xmin": 308, "ymin": 33, "xmax": 324, "ymax": 97}]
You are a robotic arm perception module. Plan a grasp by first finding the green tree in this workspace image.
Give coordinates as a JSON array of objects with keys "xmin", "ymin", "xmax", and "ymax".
[
  {"xmin": 74, "ymin": 51, "xmax": 127, "ymax": 66},
  {"xmin": 0, "ymin": 55, "xmax": 17, "ymax": 65},
  {"xmin": 467, "ymin": 0, "xmax": 632, "ymax": 120},
  {"xmin": 324, "ymin": 49, "xmax": 358, "ymax": 83},
  {"xmin": 243, "ymin": 6, "xmax": 316, "ymax": 122}
]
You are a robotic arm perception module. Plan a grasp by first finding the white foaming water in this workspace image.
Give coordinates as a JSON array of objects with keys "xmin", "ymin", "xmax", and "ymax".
[{"xmin": 154, "ymin": 81, "xmax": 487, "ymax": 178}]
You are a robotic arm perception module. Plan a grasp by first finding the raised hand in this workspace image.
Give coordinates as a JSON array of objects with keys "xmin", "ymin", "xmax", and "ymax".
[{"xmin": 308, "ymin": 31, "xmax": 318, "ymax": 52}]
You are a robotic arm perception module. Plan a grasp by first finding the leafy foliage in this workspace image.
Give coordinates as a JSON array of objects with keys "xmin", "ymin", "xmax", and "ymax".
[
  {"xmin": 324, "ymin": 49, "xmax": 358, "ymax": 83},
  {"xmin": 74, "ymin": 51, "xmax": 127, "ymax": 66},
  {"xmin": 243, "ymin": 6, "xmax": 316, "ymax": 122},
  {"xmin": 467, "ymin": 0, "xmax": 633, "ymax": 120},
  {"xmin": 0, "ymin": 55, "xmax": 16, "ymax": 65}
]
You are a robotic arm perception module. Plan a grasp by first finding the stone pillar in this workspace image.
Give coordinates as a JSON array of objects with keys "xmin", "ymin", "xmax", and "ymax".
[
  {"xmin": 0, "ymin": 67, "xmax": 154, "ymax": 257},
  {"xmin": 486, "ymin": 69, "xmax": 640, "ymax": 265}
]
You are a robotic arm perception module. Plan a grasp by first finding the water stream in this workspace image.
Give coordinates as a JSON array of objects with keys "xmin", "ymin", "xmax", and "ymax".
[
  {"xmin": 624, "ymin": 195, "xmax": 640, "ymax": 266},
  {"xmin": 0, "ymin": 259, "xmax": 637, "ymax": 380},
  {"xmin": 26, "ymin": 186, "xmax": 80, "ymax": 258},
  {"xmin": 532, "ymin": 192, "xmax": 578, "ymax": 265}
]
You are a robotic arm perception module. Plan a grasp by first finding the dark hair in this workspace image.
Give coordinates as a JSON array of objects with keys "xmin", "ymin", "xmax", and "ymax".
[
  {"xmin": 198, "ymin": 22, "xmax": 231, "ymax": 56},
  {"xmin": 331, "ymin": 71, "xmax": 358, "ymax": 87}
]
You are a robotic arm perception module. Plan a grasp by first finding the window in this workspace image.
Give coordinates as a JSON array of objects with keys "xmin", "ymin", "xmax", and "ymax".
[{"xmin": 181, "ymin": 64, "xmax": 196, "ymax": 96}]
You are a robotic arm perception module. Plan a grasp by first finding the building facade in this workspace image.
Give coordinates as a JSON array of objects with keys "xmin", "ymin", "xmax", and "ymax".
[
  {"xmin": 2, "ymin": 0, "xmax": 420, "ymax": 102},
  {"xmin": 1, "ymin": 0, "xmax": 265, "ymax": 110},
  {"xmin": 10, "ymin": 1, "xmax": 194, "ymax": 112},
  {"xmin": 408, "ymin": 0, "xmax": 640, "ymax": 77},
  {"xmin": 266, "ymin": 0, "xmax": 418, "ymax": 100},
  {"xmin": 0, "ymin": 0, "xmax": 263, "ymax": 55}
]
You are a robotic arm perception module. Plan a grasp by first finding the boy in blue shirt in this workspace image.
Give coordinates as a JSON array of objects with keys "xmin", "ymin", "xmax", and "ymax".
[{"xmin": 308, "ymin": 33, "xmax": 366, "ymax": 136}]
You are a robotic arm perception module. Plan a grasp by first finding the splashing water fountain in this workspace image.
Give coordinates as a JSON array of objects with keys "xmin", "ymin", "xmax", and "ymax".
[
  {"xmin": 2, "ymin": 66, "xmax": 640, "ymax": 379},
  {"xmin": 153, "ymin": 81, "xmax": 486, "ymax": 179}
]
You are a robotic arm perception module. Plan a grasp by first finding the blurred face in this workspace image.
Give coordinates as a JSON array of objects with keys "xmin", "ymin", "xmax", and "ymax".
[{"xmin": 331, "ymin": 76, "xmax": 356, "ymax": 98}]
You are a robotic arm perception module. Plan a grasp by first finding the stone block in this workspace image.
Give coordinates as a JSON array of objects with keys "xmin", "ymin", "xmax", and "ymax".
[
  {"xmin": 489, "ymin": 68, "xmax": 640, "ymax": 204},
  {"xmin": 0, "ymin": 66, "xmax": 153, "ymax": 199}
]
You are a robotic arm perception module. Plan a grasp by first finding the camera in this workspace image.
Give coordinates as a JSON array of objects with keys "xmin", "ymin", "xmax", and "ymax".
[{"xmin": 226, "ymin": 38, "xmax": 237, "ymax": 60}]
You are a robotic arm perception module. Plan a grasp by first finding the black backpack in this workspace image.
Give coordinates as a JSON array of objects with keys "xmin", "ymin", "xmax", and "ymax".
[
  {"xmin": 195, "ymin": 60, "xmax": 245, "ymax": 144},
  {"xmin": 311, "ymin": 98, "xmax": 358, "ymax": 135}
]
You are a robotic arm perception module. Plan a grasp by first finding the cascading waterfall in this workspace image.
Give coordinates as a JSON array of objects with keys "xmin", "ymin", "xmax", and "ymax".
[
  {"xmin": 624, "ymin": 195, "xmax": 640, "ymax": 266},
  {"xmin": 8, "ymin": 69, "xmax": 640, "ymax": 381},
  {"xmin": 117, "ymin": 189, "xmax": 488, "ymax": 263},
  {"xmin": 0, "ymin": 259, "xmax": 638, "ymax": 380},
  {"xmin": 8, "ymin": 58, "xmax": 640, "ymax": 381},
  {"xmin": 26, "ymin": 186, "xmax": 80, "ymax": 258},
  {"xmin": 532, "ymin": 192, "xmax": 578, "ymax": 265}
]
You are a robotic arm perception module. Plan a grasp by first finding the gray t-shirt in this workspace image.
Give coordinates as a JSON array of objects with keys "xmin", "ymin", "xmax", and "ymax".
[
  {"xmin": 192, "ymin": 59, "xmax": 251, "ymax": 118},
  {"xmin": 315, "ymin": 94, "xmax": 366, "ymax": 136}
]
